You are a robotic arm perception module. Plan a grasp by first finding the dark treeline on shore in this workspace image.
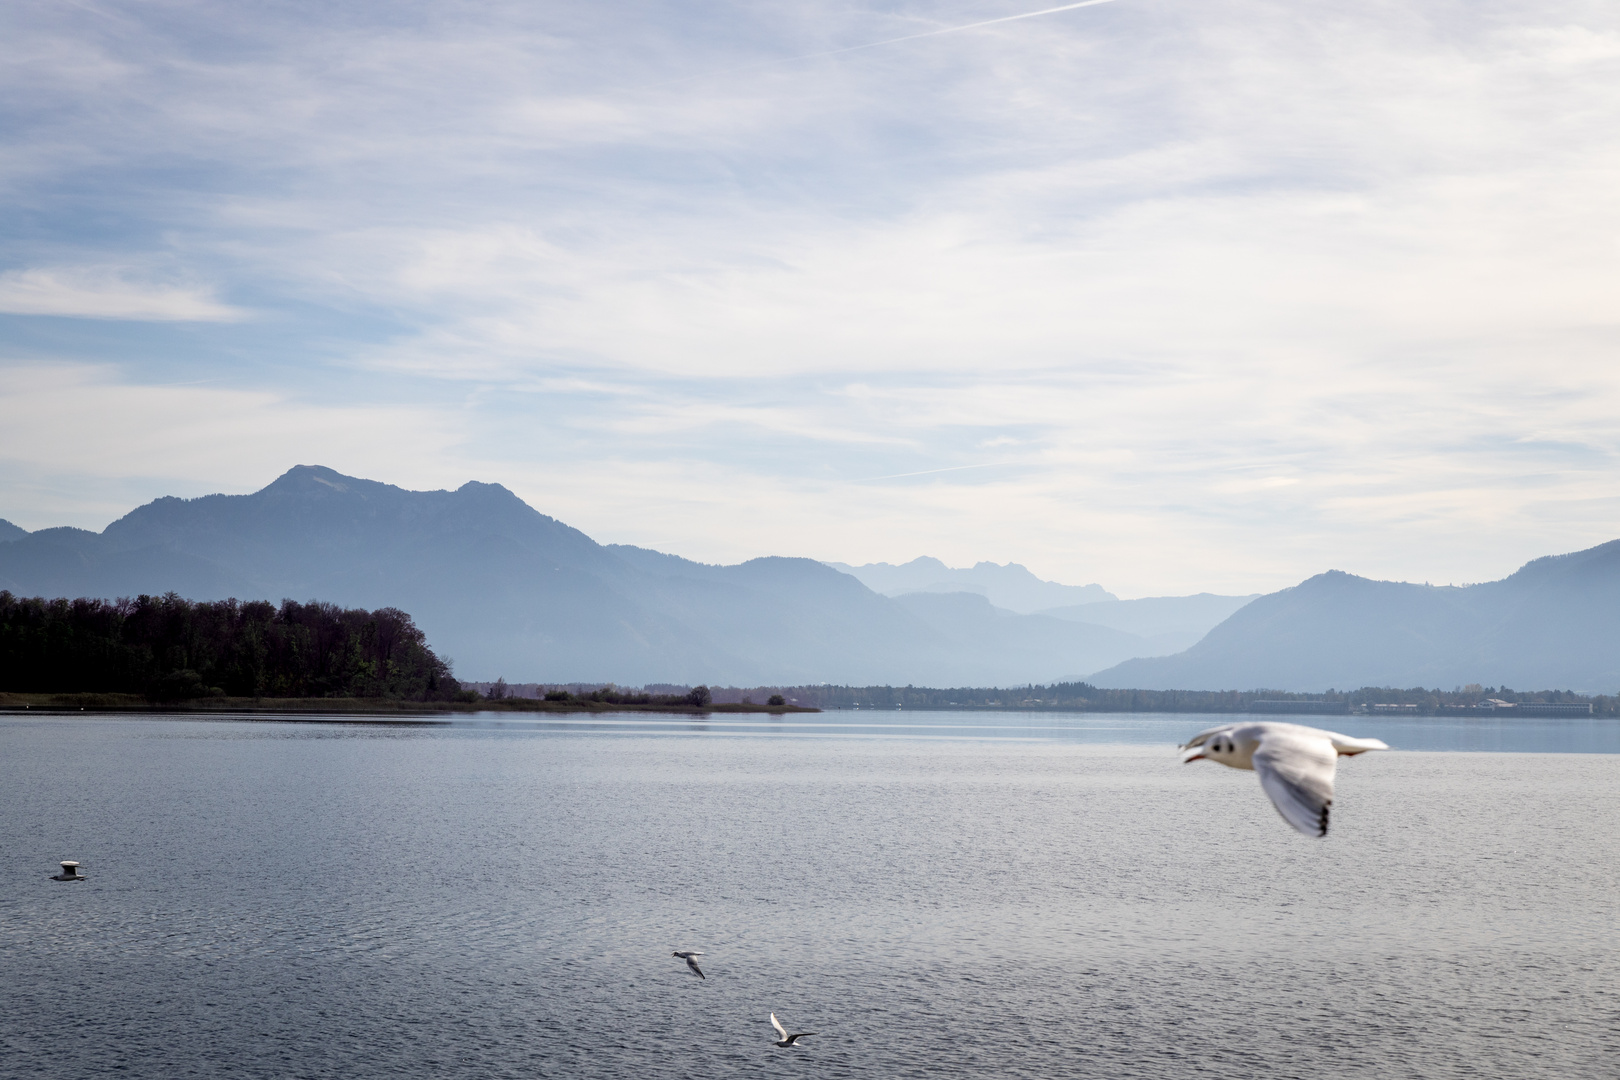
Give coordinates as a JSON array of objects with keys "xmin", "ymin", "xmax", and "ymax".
[
  {"xmin": 501, "ymin": 682, "xmax": 1616, "ymax": 716},
  {"xmin": 474, "ymin": 679, "xmax": 724, "ymax": 708},
  {"xmin": 6, "ymin": 590, "xmax": 1612, "ymax": 715},
  {"xmin": 0, "ymin": 591, "xmax": 462, "ymax": 701}
]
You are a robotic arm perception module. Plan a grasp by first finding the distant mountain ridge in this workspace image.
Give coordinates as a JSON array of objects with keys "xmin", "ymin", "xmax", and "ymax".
[
  {"xmin": 1089, "ymin": 543, "xmax": 1620, "ymax": 693},
  {"xmin": 12, "ymin": 467, "xmax": 1607, "ymax": 690},
  {"xmin": 1040, "ymin": 593, "xmax": 1260, "ymax": 655},
  {"xmin": 827, "ymin": 557, "xmax": 1256, "ymax": 652},
  {"xmin": 824, "ymin": 556, "xmax": 1114, "ymax": 613},
  {"xmin": 0, "ymin": 466, "xmax": 1170, "ymax": 684}
]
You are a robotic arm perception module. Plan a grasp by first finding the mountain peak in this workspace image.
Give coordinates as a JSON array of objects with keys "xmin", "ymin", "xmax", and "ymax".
[
  {"xmin": 1091, "ymin": 539, "xmax": 1620, "ymax": 692},
  {"xmin": 295, "ymin": 466, "xmax": 351, "ymax": 492},
  {"xmin": 262, "ymin": 465, "xmax": 403, "ymax": 499},
  {"xmin": 828, "ymin": 556, "xmax": 1115, "ymax": 613},
  {"xmin": 455, "ymin": 479, "xmax": 521, "ymax": 500}
]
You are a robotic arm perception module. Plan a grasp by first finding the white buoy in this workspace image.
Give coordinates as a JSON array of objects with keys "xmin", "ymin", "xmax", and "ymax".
[{"xmin": 50, "ymin": 861, "xmax": 85, "ymax": 881}]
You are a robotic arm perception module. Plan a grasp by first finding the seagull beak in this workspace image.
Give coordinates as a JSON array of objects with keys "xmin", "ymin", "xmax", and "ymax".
[{"xmin": 1180, "ymin": 746, "xmax": 1206, "ymax": 763}]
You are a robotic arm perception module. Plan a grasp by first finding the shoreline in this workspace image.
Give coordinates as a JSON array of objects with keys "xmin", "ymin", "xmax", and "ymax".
[
  {"xmin": 5, "ymin": 693, "xmax": 1616, "ymax": 722},
  {"xmin": 0, "ymin": 692, "xmax": 820, "ymax": 717}
]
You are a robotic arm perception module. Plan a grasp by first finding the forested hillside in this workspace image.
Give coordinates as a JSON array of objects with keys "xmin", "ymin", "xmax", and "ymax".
[{"xmin": 0, "ymin": 591, "xmax": 461, "ymax": 701}]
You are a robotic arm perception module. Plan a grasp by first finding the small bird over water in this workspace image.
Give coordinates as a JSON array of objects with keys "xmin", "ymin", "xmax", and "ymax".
[
  {"xmin": 770, "ymin": 1013, "xmax": 816, "ymax": 1047},
  {"xmin": 672, "ymin": 950, "xmax": 705, "ymax": 979},
  {"xmin": 1181, "ymin": 721, "xmax": 1389, "ymax": 837}
]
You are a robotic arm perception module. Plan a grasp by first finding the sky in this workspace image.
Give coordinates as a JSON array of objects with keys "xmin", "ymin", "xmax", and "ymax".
[{"xmin": 2, "ymin": 0, "xmax": 1618, "ymax": 598}]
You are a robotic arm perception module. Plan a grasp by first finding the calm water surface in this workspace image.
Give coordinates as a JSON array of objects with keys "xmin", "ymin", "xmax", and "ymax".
[{"xmin": 2, "ymin": 711, "xmax": 1617, "ymax": 1079}]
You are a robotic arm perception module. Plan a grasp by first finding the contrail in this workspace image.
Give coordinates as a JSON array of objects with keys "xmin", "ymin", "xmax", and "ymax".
[
  {"xmin": 797, "ymin": 0, "xmax": 1123, "ymax": 62},
  {"xmin": 645, "ymin": 0, "xmax": 1122, "ymax": 89}
]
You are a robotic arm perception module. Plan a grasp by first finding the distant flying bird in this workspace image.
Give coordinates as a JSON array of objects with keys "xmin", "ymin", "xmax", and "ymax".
[
  {"xmin": 1181, "ymin": 721, "xmax": 1389, "ymax": 837},
  {"xmin": 770, "ymin": 1013, "xmax": 817, "ymax": 1047},
  {"xmin": 672, "ymin": 951, "xmax": 705, "ymax": 979}
]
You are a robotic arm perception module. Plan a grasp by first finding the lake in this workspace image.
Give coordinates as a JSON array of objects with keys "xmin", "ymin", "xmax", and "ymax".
[{"xmin": 2, "ymin": 711, "xmax": 1616, "ymax": 1078}]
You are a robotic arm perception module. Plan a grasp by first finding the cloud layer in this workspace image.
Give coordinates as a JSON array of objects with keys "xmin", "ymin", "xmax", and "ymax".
[
  {"xmin": 0, "ymin": 267, "xmax": 244, "ymax": 320},
  {"xmin": 2, "ymin": 1, "xmax": 1619, "ymax": 595}
]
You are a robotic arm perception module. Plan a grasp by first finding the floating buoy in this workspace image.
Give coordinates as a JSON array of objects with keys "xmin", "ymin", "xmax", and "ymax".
[{"xmin": 50, "ymin": 861, "xmax": 85, "ymax": 882}]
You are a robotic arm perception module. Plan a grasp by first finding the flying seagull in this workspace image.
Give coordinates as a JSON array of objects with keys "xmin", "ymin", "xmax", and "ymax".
[
  {"xmin": 1181, "ymin": 721, "xmax": 1389, "ymax": 837},
  {"xmin": 770, "ymin": 1013, "xmax": 817, "ymax": 1047},
  {"xmin": 672, "ymin": 951, "xmax": 705, "ymax": 979}
]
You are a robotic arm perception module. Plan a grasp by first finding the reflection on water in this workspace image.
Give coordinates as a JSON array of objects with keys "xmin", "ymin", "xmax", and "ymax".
[{"xmin": 1, "ymin": 714, "xmax": 1616, "ymax": 1079}]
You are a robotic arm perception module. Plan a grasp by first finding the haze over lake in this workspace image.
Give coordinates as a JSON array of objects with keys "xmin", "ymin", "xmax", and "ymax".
[{"xmin": 4, "ymin": 712, "xmax": 1616, "ymax": 1079}]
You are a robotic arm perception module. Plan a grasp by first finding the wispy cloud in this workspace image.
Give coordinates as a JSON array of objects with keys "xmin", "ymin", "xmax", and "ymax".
[
  {"xmin": 0, "ymin": 267, "xmax": 245, "ymax": 321},
  {"xmin": 2, "ymin": 2, "xmax": 1619, "ymax": 593},
  {"xmin": 0, "ymin": 362, "xmax": 462, "ymax": 528}
]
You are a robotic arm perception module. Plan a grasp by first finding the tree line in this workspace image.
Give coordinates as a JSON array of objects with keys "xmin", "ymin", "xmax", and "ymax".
[
  {"xmin": 473, "ymin": 679, "xmax": 717, "ymax": 707},
  {"xmin": 537, "ymin": 685, "xmax": 714, "ymax": 707},
  {"xmin": 0, "ymin": 591, "xmax": 463, "ymax": 701},
  {"xmin": 678, "ymin": 682, "xmax": 1620, "ymax": 716}
]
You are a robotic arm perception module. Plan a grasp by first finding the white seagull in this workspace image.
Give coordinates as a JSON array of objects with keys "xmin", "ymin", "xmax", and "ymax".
[
  {"xmin": 672, "ymin": 950, "xmax": 705, "ymax": 979},
  {"xmin": 770, "ymin": 1013, "xmax": 817, "ymax": 1047},
  {"xmin": 1181, "ymin": 721, "xmax": 1389, "ymax": 837}
]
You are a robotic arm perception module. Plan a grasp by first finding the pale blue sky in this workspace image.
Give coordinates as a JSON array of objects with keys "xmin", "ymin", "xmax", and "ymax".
[{"xmin": 3, "ymin": 0, "xmax": 1618, "ymax": 596}]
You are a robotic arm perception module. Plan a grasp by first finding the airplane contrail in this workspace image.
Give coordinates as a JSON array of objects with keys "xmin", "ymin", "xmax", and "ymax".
[
  {"xmin": 798, "ymin": 0, "xmax": 1123, "ymax": 62},
  {"xmin": 646, "ymin": 0, "xmax": 1122, "ymax": 89}
]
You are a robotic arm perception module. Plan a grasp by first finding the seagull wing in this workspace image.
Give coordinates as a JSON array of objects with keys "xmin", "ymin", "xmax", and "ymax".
[
  {"xmin": 1325, "ymin": 732, "xmax": 1390, "ymax": 755},
  {"xmin": 687, "ymin": 956, "xmax": 705, "ymax": 978},
  {"xmin": 785, "ymin": 1032, "xmax": 817, "ymax": 1044},
  {"xmin": 771, "ymin": 1013, "xmax": 789, "ymax": 1041},
  {"xmin": 1252, "ymin": 730, "xmax": 1338, "ymax": 837}
]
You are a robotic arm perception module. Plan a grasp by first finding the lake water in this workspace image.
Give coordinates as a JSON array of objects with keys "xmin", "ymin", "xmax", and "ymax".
[{"xmin": 2, "ymin": 711, "xmax": 1617, "ymax": 1079}]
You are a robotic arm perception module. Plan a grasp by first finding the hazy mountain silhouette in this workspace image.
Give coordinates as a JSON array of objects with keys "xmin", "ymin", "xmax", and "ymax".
[
  {"xmin": 0, "ymin": 466, "xmax": 1160, "ymax": 684},
  {"xmin": 1090, "ymin": 543, "xmax": 1620, "ymax": 692},
  {"xmin": 0, "ymin": 468, "xmax": 704, "ymax": 680},
  {"xmin": 0, "ymin": 519, "xmax": 27, "ymax": 543},
  {"xmin": 1039, "ymin": 593, "xmax": 1260, "ymax": 655},
  {"xmin": 887, "ymin": 592, "xmax": 1146, "ymax": 683},
  {"xmin": 19, "ymin": 467, "xmax": 1605, "ymax": 690},
  {"xmin": 824, "ymin": 556, "xmax": 1114, "ymax": 613}
]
